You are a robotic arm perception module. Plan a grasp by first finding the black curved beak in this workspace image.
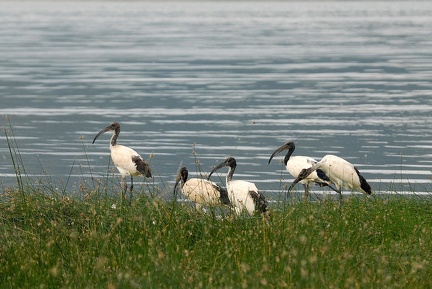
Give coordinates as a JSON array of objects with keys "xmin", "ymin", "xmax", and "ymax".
[
  {"xmin": 173, "ymin": 173, "xmax": 181, "ymax": 196},
  {"xmin": 268, "ymin": 142, "xmax": 293, "ymax": 164},
  {"xmin": 92, "ymin": 126, "xmax": 111, "ymax": 144},
  {"xmin": 207, "ymin": 160, "xmax": 227, "ymax": 180}
]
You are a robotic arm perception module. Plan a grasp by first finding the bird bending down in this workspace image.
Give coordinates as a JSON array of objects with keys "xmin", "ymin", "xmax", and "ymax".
[
  {"xmin": 92, "ymin": 122, "xmax": 152, "ymax": 199},
  {"xmin": 268, "ymin": 141, "xmax": 337, "ymax": 201},
  {"xmin": 208, "ymin": 157, "xmax": 268, "ymax": 215},
  {"xmin": 289, "ymin": 154, "xmax": 372, "ymax": 206},
  {"xmin": 174, "ymin": 167, "xmax": 230, "ymax": 211}
]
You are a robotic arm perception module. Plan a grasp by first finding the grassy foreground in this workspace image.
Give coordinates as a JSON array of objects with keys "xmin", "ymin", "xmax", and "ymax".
[{"xmin": 1, "ymin": 187, "xmax": 432, "ymax": 289}]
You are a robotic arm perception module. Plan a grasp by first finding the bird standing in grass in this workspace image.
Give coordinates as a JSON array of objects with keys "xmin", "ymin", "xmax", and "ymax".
[
  {"xmin": 92, "ymin": 122, "xmax": 152, "ymax": 199},
  {"xmin": 208, "ymin": 157, "xmax": 267, "ymax": 215},
  {"xmin": 174, "ymin": 166, "xmax": 230, "ymax": 211},
  {"xmin": 268, "ymin": 141, "xmax": 337, "ymax": 201},
  {"xmin": 289, "ymin": 154, "xmax": 372, "ymax": 207}
]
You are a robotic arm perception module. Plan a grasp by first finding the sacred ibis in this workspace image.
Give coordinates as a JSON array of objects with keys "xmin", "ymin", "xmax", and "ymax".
[
  {"xmin": 289, "ymin": 154, "xmax": 372, "ymax": 206},
  {"xmin": 268, "ymin": 141, "xmax": 337, "ymax": 201},
  {"xmin": 208, "ymin": 157, "xmax": 268, "ymax": 215},
  {"xmin": 92, "ymin": 122, "xmax": 152, "ymax": 199},
  {"xmin": 174, "ymin": 167, "xmax": 230, "ymax": 211}
]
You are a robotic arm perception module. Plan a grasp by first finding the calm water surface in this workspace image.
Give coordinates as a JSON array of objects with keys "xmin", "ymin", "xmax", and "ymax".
[{"xmin": 1, "ymin": 1, "xmax": 431, "ymax": 199}]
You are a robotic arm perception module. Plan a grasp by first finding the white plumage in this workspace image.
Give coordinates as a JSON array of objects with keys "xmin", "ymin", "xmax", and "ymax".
[
  {"xmin": 208, "ymin": 157, "xmax": 267, "ymax": 215},
  {"xmin": 174, "ymin": 167, "xmax": 230, "ymax": 211},
  {"xmin": 290, "ymin": 154, "xmax": 372, "ymax": 205},
  {"xmin": 269, "ymin": 141, "xmax": 336, "ymax": 201},
  {"xmin": 92, "ymin": 122, "xmax": 152, "ymax": 199}
]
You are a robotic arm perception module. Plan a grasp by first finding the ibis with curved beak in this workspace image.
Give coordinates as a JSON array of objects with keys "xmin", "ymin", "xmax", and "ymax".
[
  {"xmin": 92, "ymin": 122, "xmax": 152, "ymax": 199},
  {"xmin": 289, "ymin": 154, "xmax": 372, "ymax": 206},
  {"xmin": 174, "ymin": 167, "xmax": 230, "ymax": 211},
  {"xmin": 268, "ymin": 141, "xmax": 337, "ymax": 201},
  {"xmin": 208, "ymin": 157, "xmax": 267, "ymax": 215}
]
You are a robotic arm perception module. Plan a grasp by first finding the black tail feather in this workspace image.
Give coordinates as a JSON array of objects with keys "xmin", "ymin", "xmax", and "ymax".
[
  {"xmin": 132, "ymin": 156, "xmax": 152, "ymax": 178},
  {"xmin": 249, "ymin": 191, "xmax": 268, "ymax": 213},
  {"xmin": 354, "ymin": 167, "xmax": 372, "ymax": 195},
  {"xmin": 316, "ymin": 169, "xmax": 331, "ymax": 182}
]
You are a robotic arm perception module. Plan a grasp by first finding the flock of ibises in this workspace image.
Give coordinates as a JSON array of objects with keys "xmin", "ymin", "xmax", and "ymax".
[{"xmin": 92, "ymin": 122, "xmax": 372, "ymax": 215}]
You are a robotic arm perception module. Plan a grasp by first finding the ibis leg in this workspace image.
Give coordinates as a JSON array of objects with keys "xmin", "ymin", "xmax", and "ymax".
[
  {"xmin": 130, "ymin": 176, "xmax": 134, "ymax": 200},
  {"xmin": 120, "ymin": 177, "xmax": 127, "ymax": 200},
  {"xmin": 302, "ymin": 183, "xmax": 309, "ymax": 202}
]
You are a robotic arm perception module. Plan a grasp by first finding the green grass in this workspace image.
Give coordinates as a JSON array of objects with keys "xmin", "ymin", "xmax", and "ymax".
[{"xmin": 1, "ymin": 187, "xmax": 432, "ymax": 289}]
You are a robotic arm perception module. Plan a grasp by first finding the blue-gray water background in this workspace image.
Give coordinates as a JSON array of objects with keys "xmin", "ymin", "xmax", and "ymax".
[{"xmin": 1, "ymin": 1, "xmax": 431, "ymax": 200}]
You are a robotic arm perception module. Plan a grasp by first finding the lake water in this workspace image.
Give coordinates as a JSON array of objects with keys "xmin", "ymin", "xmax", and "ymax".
[{"xmin": 1, "ymin": 1, "xmax": 431, "ymax": 200}]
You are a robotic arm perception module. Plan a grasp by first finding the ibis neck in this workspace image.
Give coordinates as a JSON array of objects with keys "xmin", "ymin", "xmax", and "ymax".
[
  {"xmin": 181, "ymin": 176, "xmax": 187, "ymax": 188},
  {"xmin": 226, "ymin": 166, "xmax": 235, "ymax": 183},
  {"xmin": 110, "ymin": 127, "xmax": 120, "ymax": 147},
  {"xmin": 284, "ymin": 146, "xmax": 295, "ymax": 166}
]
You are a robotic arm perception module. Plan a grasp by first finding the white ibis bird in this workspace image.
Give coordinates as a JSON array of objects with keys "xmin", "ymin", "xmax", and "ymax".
[
  {"xmin": 289, "ymin": 154, "xmax": 372, "ymax": 206},
  {"xmin": 268, "ymin": 141, "xmax": 337, "ymax": 201},
  {"xmin": 208, "ymin": 157, "xmax": 268, "ymax": 215},
  {"xmin": 174, "ymin": 166, "xmax": 230, "ymax": 211},
  {"xmin": 92, "ymin": 122, "xmax": 152, "ymax": 199}
]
